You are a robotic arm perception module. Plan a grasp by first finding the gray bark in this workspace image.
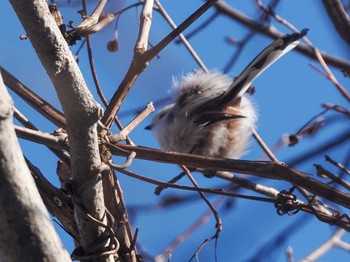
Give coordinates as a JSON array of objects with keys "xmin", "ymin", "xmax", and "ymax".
[
  {"xmin": 9, "ymin": 1, "xmax": 113, "ymax": 261},
  {"xmin": 0, "ymin": 71, "xmax": 71, "ymax": 261}
]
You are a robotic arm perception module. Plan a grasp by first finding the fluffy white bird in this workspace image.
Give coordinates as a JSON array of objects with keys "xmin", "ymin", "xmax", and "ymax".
[{"xmin": 148, "ymin": 29, "xmax": 307, "ymax": 161}]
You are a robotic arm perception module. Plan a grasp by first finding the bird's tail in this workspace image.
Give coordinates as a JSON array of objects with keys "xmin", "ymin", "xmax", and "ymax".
[{"xmin": 220, "ymin": 29, "xmax": 308, "ymax": 105}]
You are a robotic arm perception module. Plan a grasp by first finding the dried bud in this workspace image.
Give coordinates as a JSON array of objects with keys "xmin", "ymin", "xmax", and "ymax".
[
  {"xmin": 19, "ymin": 34, "xmax": 28, "ymax": 40},
  {"xmin": 107, "ymin": 39, "xmax": 119, "ymax": 52}
]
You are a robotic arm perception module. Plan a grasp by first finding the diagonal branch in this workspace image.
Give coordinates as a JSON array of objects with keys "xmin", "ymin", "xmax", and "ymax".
[
  {"xmin": 322, "ymin": 0, "xmax": 350, "ymax": 46},
  {"xmin": 214, "ymin": 1, "xmax": 350, "ymax": 71},
  {"xmin": 1, "ymin": 67, "xmax": 66, "ymax": 128},
  {"xmin": 14, "ymin": 108, "xmax": 70, "ymax": 164},
  {"xmin": 108, "ymin": 143, "xmax": 350, "ymax": 210},
  {"xmin": 9, "ymin": 0, "xmax": 115, "ymax": 259},
  {"xmin": 101, "ymin": 0, "xmax": 218, "ymax": 128}
]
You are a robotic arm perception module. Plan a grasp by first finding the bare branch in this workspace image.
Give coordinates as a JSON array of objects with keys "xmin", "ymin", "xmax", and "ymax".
[
  {"xmin": 255, "ymin": 3, "xmax": 350, "ymax": 102},
  {"xmin": 214, "ymin": 1, "xmax": 350, "ymax": 71},
  {"xmin": 1, "ymin": 67, "xmax": 66, "ymax": 128},
  {"xmin": 69, "ymin": 0, "xmax": 114, "ymax": 39},
  {"xmin": 322, "ymin": 103, "xmax": 350, "ymax": 117},
  {"xmin": 252, "ymin": 127, "xmax": 278, "ymax": 162},
  {"xmin": 14, "ymin": 125, "xmax": 68, "ymax": 149},
  {"xmin": 101, "ymin": 0, "xmax": 218, "ymax": 128},
  {"xmin": 13, "ymin": 107, "xmax": 70, "ymax": 164},
  {"xmin": 109, "ymin": 102, "xmax": 154, "ymax": 143},
  {"xmin": 109, "ymin": 143, "xmax": 350, "ymax": 210},
  {"xmin": 9, "ymin": 0, "xmax": 113, "ymax": 259},
  {"xmin": 0, "ymin": 70, "xmax": 70, "ymax": 261},
  {"xmin": 322, "ymin": 0, "xmax": 350, "ymax": 46},
  {"xmin": 25, "ymin": 158, "xmax": 78, "ymax": 240},
  {"xmin": 302, "ymin": 229, "xmax": 347, "ymax": 261},
  {"xmin": 101, "ymin": 0, "xmax": 155, "ymax": 128},
  {"xmin": 154, "ymin": 0, "xmax": 208, "ymax": 72}
]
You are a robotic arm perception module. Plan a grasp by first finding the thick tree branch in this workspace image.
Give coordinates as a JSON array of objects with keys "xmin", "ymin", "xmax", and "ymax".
[
  {"xmin": 0, "ymin": 71, "xmax": 70, "ymax": 261},
  {"xmin": 9, "ymin": 1, "xmax": 113, "ymax": 260},
  {"xmin": 109, "ymin": 143, "xmax": 350, "ymax": 210}
]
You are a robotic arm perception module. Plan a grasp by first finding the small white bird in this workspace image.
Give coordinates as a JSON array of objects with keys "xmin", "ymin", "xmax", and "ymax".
[{"xmin": 148, "ymin": 29, "xmax": 307, "ymax": 161}]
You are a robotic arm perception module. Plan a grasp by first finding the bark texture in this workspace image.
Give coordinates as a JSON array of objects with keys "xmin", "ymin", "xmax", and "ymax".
[{"xmin": 0, "ymin": 71, "xmax": 71, "ymax": 261}]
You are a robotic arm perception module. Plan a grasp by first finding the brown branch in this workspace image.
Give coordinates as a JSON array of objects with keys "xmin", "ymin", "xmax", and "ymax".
[
  {"xmin": 287, "ymin": 130, "xmax": 350, "ymax": 167},
  {"xmin": 322, "ymin": 103, "xmax": 350, "ymax": 117},
  {"xmin": 325, "ymin": 155, "xmax": 350, "ymax": 176},
  {"xmin": 101, "ymin": 0, "xmax": 218, "ymax": 128},
  {"xmin": 252, "ymin": 127, "xmax": 278, "ymax": 162},
  {"xmin": 116, "ymin": 163, "xmax": 350, "ymax": 230},
  {"xmin": 322, "ymin": 0, "xmax": 350, "ymax": 46},
  {"xmin": 314, "ymin": 164, "xmax": 350, "ymax": 191},
  {"xmin": 100, "ymin": 0, "xmax": 154, "ymax": 129},
  {"xmin": 108, "ymin": 143, "xmax": 350, "ymax": 210},
  {"xmin": 70, "ymin": 0, "xmax": 114, "ymax": 38},
  {"xmin": 13, "ymin": 108, "xmax": 70, "ymax": 164},
  {"xmin": 14, "ymin": 125, "xmax": 68, "ymax": 150},
  {"xmin": 256, "ymin": 3, "xmax": 350, "ymax": 103},
  {"xmin": 214, "ymin": 1, "xmax": 350, "ymax": 71},
  {"xmin": 154, "ymin": 0, "xmax": 208, "ymax": 72},
  {"xmin": 181, "ymin": 164, "xmax": 222, "ymax": 233},
  {"xmin": 25, "ymin": 158, "xmax": 78, "ymax": 240},
  {"xmin": 1, "ymin": 66, "xmax": 66, "ymax": 128}
]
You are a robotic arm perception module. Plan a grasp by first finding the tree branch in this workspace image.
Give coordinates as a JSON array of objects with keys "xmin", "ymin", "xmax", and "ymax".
[
  {"xmin": 322, "ymin": 0, "xmax": 350, "ymax": 46},
  {"xmin": 9, "ymin": 0, "xmax": 113, "ymax": 260},
  {"xmin": 1, "ymin": 66, "xmax": 66, "ymax": 128},
  {"xmin": 214, "ymin": 1, "xmax": 350, "ymax": 71},
  {"xmin": 101, "ymin": 0, "xmax": 218, "ymax": 128},
  {"xmin": 0, "ymin": 70, "xmax": 70, "ymax": 261},
  {"xmin": 108, "ymin": 143, "xmax": 350, "ymax": 210}
]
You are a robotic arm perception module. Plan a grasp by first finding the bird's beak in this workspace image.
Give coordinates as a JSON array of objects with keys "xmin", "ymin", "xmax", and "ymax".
[{"xmin": 145, "ymin": 124, "xmax": 153, "ymax": 130}]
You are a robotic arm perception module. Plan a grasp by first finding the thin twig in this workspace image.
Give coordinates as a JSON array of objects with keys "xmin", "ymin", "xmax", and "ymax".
[
  {"xmin": 322, "ymin": 0, "xmax": 350, "ymax": 46},
  {"xmin": 301, "ymin": 229, "xmax": 347, "ymax": 262},
  {"xmin": 314, "ymin": 164, "xmax": 350, "ymax": 191},
  {"xmin": 322, "ymin": 103, "xmax": 350, "ymax": 118},
  {"xmin": 287, "ymin": 130, "xmax": 350, "ymax": 167},
  {"xmin": 72, "ymin": 0, "xmax": 114, "ymax": 37},
  {"xmin": 214, "ymin": 1, "xmax": 350, "ymax": 71},
  {"xmin": 108, "ymin": 143, "xmax": 350, "ymax": 210},
  {"xmin": 154, "ymin": 0, "xmax": 208, "ymax": 72},
  {"xmin": 325, "ymin": 155, "xmax": 350, "ymax": 176},
  {"xmin": 223, "ymin": 31, "xmax": 256, "ymax": 73},
  {"xmin": 256, "ymin": 0, "xmax": 350, "ymax": 102},
  {"xmin": 115, "ymin": 164, "xmax": 350, "ymax": 230},
  {"xmin": 180, "ymin": 165, "xmax": 222, "ymax": 234},
  {"xmin": 155, "ymin": 195, "xmax": 225, "ymax": 262},
  {"xmin": 115, "ymin": 167, "xmax": 274, "ymax": 202},
  {"xmin": 13, "ymin": 108, "xmax": 70, "ymax": 164},
  {"xmin": 101, "ymin": 0, "xmax": 218, "ymax": 128},
  {"xmin": 252, "ymin": 127, "xmax": 279, "ymax": 162},
  {"xmin": 109, "ymin": 102, "xmax": 155, "ymax": 143}
]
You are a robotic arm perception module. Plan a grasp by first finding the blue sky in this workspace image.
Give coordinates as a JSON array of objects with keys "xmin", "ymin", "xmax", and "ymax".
[{"xmin": 1, "ymin": 0, "xmax": 350, "ymax": 261}]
